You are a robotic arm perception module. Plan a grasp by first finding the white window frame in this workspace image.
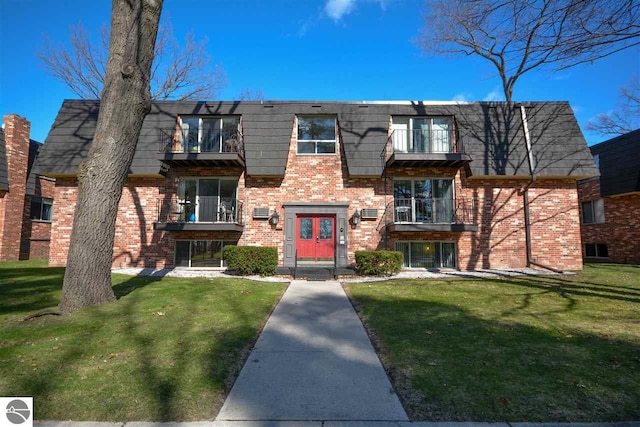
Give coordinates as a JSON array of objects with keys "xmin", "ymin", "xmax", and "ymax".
[
  {"xmin": 296, "ymin": 115, "xmax": 337, "ymax": 155},
  {"xmin": 393, "ymin": 177, "xmax": 456, "ymax": 223},
  {"xmin": 391, "ymin": 116, "xmax": 453, "ymax": 153},
  {"xmin": 581, "ymin": 199, "xmax": 605, "ymax": 224},
  {"xmin": 179, "ymin": 116, "xmax": 240, "ymax": 153},
  {"xmin": 395, "ymin": 240, "xmax": 457, "ymax": 269},
  {"xmin": 177, "ymin": 177, "xmax": 239, "ymax": 223}
]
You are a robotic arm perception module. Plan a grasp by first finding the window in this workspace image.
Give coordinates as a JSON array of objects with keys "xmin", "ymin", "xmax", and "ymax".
[
  {"xmin": 391, "ymin": 117, "xmax": 453, "ymax": 153},
  {"xmin": 177, "ymin": 178, "xmax": 239, "ymax": 223},
  {"xmin": 175, "ymin": 240, "xmax": 237, "ymax": 268},
  {"xmin": 395, "ymin": 241, "xmax": 456, "ymax": 268},
  {"xmin": 297, "ymin": 116, "xmax": 336, "ymax": 154},
  {"xmin": 584, "ymin": 243, "xmax": 608, "ymax": 258},
  {"xmin": 581, "ymin": 199, "xmax": 604, "ymax": 224},
  {"xmin": 176, "ymin": 116, "xmax": 240, "ymax": 153},
  {"xmin": 393, "ymin": 178, "xmax": 454, "ymax": 223},
  {"xmin": 593, "ymin": 154, "xmax": 600, "ymax": 170},
  {"xmin": 30, "ymin": 197, "xmax": 53, "ymax": 221}
]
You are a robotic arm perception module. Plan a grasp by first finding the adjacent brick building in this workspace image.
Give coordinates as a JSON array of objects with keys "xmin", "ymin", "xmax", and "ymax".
[
  {"xmin": 578, "ymin": 129, "xmax": 640, "ymax": 264},
  {"xmin": 0, "ymin": 114, "xmax": 55, "ymax": 261},
  {"xmin": 35, "ymin": 100, "xmax": 598, "ymax": 271}
]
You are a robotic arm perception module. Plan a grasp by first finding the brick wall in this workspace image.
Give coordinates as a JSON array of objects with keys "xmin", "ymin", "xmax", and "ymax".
[
  {"xmin": 20, "ymin": 176, "xmax": 55, "ymax": 259},
  {"xmin": 47, "ymin": 116, "xmax": 585, "ymax": 271},
  {"xmin": 578, "ymin": 178, "xmax": 640, "ymax": 264},
  {"xmin": 0, "ymin": 115, "xmax": 29, "ymax": 261}
]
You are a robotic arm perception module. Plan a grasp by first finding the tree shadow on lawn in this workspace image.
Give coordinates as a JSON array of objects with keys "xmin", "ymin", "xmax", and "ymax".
[
  {"xmin": 0, "ymin": 266, "xmax": 66, "ymax": 316},
  {"xmin": 496, "ymin": 274, "xmax": 640, "ymax": 308},
  {"xmin": 351, "ymin": 293, "xmax": 640, "ymax": 422},
  {"xmin": 1, "ymin": 273, "xmax": 275, "ymax": 421}
]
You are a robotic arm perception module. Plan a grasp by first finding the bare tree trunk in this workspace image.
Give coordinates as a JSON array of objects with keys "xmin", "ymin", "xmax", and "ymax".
[{"xmin": 59, "ymin": 0, "xmax": 163, "ymax": 313}]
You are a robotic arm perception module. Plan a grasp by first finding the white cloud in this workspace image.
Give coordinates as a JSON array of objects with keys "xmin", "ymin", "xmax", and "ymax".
[
  {"xmin": 483, "ymin": 86, "xmax": 503, "ymax": 102},
  {"xmin": 452, "ymin": 93, "xmax": 470, "ymax": 102},
  {"xmin": 325, "ymin": 0, "xmax": 357, "ymax": 21}
]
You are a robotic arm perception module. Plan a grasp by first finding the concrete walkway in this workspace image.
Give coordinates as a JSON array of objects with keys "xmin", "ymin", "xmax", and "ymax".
[{"xmin": 215, "ymin": 280, "xmax": 408, "ymax": 422}]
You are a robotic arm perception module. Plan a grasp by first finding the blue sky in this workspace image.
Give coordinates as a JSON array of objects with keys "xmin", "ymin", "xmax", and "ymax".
[{"xmin": 0, "ymin": 0, "xmax": 638, "ymax": 144}]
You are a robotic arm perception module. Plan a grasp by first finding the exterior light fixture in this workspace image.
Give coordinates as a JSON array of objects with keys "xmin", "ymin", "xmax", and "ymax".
[
  {"xmin": 270, "ymin": 210, "xmax": 280, "ymax": 226},
  {"xmin": 352, "ymin": 209, "xmax": 361, "ymax": 226}
]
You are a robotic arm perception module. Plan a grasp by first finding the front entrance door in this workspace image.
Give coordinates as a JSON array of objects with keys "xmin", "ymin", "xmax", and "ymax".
[{"xmin": 296, "ymin": 215, "xmax": 335, "ymax": 263}]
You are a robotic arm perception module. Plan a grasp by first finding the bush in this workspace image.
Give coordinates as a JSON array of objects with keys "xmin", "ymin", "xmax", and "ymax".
[
  {"xmin": 224, "ymin": 246, "xmax": 278, "ymax": 276},
  {"xmin": 355, "ymin": 250, "xmax": 403, "ymax": 276}
]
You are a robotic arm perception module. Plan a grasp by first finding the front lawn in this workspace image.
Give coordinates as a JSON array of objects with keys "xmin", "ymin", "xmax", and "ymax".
[
  {"xmin": 0, "ymin": 260, "xmax": 285, "ymax": 421},
  {"xmin": 346, "ymin": 264, "xmax": 640, "ymax": 421}
]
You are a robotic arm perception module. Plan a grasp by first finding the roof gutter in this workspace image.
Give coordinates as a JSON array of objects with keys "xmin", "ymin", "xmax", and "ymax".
[{"xmin": 519, "ymin": 105, "xmax": 564, "ymax": 274}]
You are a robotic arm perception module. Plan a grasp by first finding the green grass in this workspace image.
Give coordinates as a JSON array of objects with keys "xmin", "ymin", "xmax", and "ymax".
[
  {"xmin": 345, "ymin": 264, "xmax": 640, "ymax": 422},
  {"xmin": 0, "ymin": 260, "xmax": 285, "ymax": 421}
]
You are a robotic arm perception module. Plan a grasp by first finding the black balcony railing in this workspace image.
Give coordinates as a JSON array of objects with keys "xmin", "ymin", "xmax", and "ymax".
[
  {"xmin": 390, "ymin": 129, "xmax": 459, "ymax": 154},
  {"xmin": 384, "ymin": 197, "xmax": 475, "ymax": 225},
  {"xmin": 380, "ymin": 128, "xmax": 466, "ymax": 165},
  {"xmin": 157, "ymin": 197, "xmax": 243, "ymax": 224},
  {"xmin": 159, "ymin": 128, "xmax": 244, "ymax": 156}
]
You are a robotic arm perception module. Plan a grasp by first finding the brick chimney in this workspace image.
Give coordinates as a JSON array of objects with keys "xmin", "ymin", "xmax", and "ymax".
[{"xmin": 0, "ymin": 114, "xmax": 30, "ymax": 261}]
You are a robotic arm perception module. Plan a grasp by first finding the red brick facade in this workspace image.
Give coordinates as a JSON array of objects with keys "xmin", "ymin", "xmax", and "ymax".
[
  {"xmin": 578, "ymin": 178, "xmax": 640, "ymax": 264},
  {"xmin": 48, "ymin": 117, "xmax": 585, "ymax": 271},
  {"xmin": 20, "ymin": 176, "xmax": 55, "ymax": 259},
  {"xmin": 1, "ymin": 115, "xmax": 29, "ymax": 261},
  {"xmin": 0, "ymin": 115, "xmax": 55, "ymax": 261}
]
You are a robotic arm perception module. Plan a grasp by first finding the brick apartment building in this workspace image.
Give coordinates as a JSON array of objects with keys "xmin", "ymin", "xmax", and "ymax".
[
  {"xmin": 578, "ymin": 129, "xmax": 640, "ymax": 264},
  {"xmin": 34, "ymin": 100, "xmax": 598, "ymax": 271},
  {"xmin": 0, "ymin": 114, "xmax": 55, "ymax": 261}
]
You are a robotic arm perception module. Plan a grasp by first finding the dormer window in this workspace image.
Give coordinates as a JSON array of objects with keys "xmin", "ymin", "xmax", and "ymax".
[
  {"xmin": 391, "ymin": 117, "xmax": 453, "ymax": 154},
  {"xmin": 297, "ymin": 116, "xmax": 337, "ymax": 154},
  {"xmin": 173, "ymin": 116, "xmax": 241, "ymax": 153}
]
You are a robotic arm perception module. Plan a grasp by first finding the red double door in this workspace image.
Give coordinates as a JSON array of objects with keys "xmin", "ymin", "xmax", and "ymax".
[{"xmin": 296, "ymin": 215, "xmax": 335, "ymax": 262}]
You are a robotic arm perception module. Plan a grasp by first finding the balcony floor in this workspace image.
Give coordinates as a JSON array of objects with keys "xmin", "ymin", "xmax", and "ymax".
[
  {"xmin": 158, "ymin": 152, "xmax": 245, "ymax": 167},
  {"xmin": 386, "ymin": 152, "xmax": 471, "ymax": 168},
  {"xmin": 154, "ymin": 222, "xmax": 244, "ymax": 232},
  {"xmin": 388, "ymin": 222, "xmax": 478, "ymax": 232}
]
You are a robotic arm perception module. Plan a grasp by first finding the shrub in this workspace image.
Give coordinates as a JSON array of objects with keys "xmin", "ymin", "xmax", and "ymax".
[
  {"xmin": 355, "ymin": 250, "xmax": 403, "ymax": 276},
  {"xmin": 224, "ymin": 246, "xmax": 278, "ymax": 276}
]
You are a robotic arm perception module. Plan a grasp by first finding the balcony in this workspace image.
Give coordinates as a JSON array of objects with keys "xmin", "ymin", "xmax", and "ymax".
[
  {"xmin": 383, "ymin": 197, "xmax": 477, "ymax": 232},
  {"xmin": 157, "ymin": 127, "xmax": 245, "ymax": 167},
  {"xmin": 382, "ymin": 129, "xmax": 471, "ymax": 168},
  {"xmin": 154, "ymin": 197, "xmax": 244, "ymax": 232}
]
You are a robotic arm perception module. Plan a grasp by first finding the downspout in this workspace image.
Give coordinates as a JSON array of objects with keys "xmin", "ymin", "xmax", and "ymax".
[{"xmin": 519, "ymin": 104, "xmax": 564, "ymax": 273}]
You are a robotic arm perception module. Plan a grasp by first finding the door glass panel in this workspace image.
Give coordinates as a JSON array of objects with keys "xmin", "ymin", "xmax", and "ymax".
[
  {"xmin": 434, "ymin": 180, "xmax": 453, "ymax": 223},
  {"xmin": 181, "ymin": 117, "xmax": 200, "ymax": 152},
  {"xmin": 222, "ymin": 117, "xmax": 240, "ymax": 152},
  {"xmin": 395, "ymin": 242, "xmax": 410, "ymax": 268},
  {"xmin": 441, "ymin": 242, "xmax": 456, "ymax": 268},
  {"xmin": 177, "ymin": 179, "xmax": 197, "ymax": 222},
  {"xmin": 411, "ymin": 242, "xmax": 435, "ymax": 268},
  {"xmin": 319, "ymin": 218, "xmax": 333, "ymax": 239},
  {"xmin": 432, "ymin": 118, "xmax": 451, "ymax": 152},
  {"xmin": 392, "ymin": 118, "xmax": 409, "ymax": 152},
  {"xmin": 299, "ymin": 218, "xmax": 312, "ymax": 239},
  {"xmin": 201, "ymin": 118, "xmax": 221, "ymax": 152},
  {"xmin": 198, "ymin": 179, "xmax": 219, "ymax": 222},
  {"xmin": 219, "ymin": 180, "xmax": 237, "ymax": 198},
  {"xmin": 412, "ymin": 118, "xmax": 430, "ymax": 153},
  {"xmin": 414, "ymin": 180, "xmax": 431, "ymax": 223},
  {"xmin": 191, "ymin": 241, "xmax": 222, "ymax": 267},
  {"xmin": 175, "ymin": 241, "xmax": 191, "ymax": 267}
]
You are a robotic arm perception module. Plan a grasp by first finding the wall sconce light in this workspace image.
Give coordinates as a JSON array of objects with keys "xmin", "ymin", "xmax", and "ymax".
[
  {"xmin": 270, "ymin": 210, "xmax": 280, "ymax": 226},
  {"xmin": 352, "ymin": 209, "xmax": 361, "ymax": 226}
]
